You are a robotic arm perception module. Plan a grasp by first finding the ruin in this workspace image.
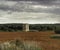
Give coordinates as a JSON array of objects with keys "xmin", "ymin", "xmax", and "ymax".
[{"xmin": 23, "ymin": 23, "xmax": 29, "ymax": 32}]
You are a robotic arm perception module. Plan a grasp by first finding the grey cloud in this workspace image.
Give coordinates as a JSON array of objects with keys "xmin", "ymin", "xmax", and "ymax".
[
  {"xmin": 0, "ymin": 1, "xmax": 39, "ymax": 12},
  {"xmin": 0, "ymin": 0, "xmax": 60, "ymax": 6},
  {"xmin": 0, "ymin": 0, "xmax": 60, "ymax": 24},
  {"xmin": 35, "ymin": 0, "xmax": 60, "ymax": 6},
  {"xmin": 6, "ymin": 0, "xmax": 56, "ymax": 1},
  {"xmin": 44, "ymin": 8, "xmax": 60, "ymax": 15},
  {"xmin": 6, "ymin": 0, "xmax": 59, "ymax": 5},
  {"xmin": 0, "ymin": 1, "xmax": 60, "ymax": 15}
]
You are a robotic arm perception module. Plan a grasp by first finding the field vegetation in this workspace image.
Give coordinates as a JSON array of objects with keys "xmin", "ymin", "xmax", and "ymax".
[{"xmin": 0, "ymin": 39, "xmax": 42, "ymax": 50}]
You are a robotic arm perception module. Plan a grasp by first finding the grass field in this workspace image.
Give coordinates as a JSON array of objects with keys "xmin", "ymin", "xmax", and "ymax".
[{"xmin": 0, "ymin": 31, "xmax": 60, "ymax": 50}]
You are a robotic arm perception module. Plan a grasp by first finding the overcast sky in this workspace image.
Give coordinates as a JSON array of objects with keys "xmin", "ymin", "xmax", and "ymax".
[{"xmin": 0, "ymin": 0, "xmax": 60, "ymax": 24}]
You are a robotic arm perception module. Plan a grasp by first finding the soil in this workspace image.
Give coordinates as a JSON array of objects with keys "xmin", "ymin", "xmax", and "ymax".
[{"xmin": 0, "ymin": 31, "xmax": 60, "ymax": 50}]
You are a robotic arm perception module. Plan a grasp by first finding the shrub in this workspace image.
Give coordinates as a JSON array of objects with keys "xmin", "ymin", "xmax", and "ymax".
[{"xmin": 50, "ymin": 35, "xmax": 60, "ymax": 39}]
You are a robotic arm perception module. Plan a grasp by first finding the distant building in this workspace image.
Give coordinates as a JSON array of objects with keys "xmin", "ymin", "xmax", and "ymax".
[{"xmin": 23, "ymin": 23, "xmax": 29, "ymax": 32}]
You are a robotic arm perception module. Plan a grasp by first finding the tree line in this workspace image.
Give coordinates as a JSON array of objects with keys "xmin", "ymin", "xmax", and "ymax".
[
  {"xmin": 0, "ymin": 24, "xmax": 23, "ymax": 32},
  {"xmin": 30, "ymin": 24, "xmax": 60, "ymax": 34},
  {"xmin": 0, "ymin": 24, "xmax": 60, "ymax": 34}
]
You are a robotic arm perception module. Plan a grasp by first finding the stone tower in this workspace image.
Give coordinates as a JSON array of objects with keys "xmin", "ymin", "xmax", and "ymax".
[{"xmin": 23, "ymin": 23, "xmax": 29, "ymax": 32}]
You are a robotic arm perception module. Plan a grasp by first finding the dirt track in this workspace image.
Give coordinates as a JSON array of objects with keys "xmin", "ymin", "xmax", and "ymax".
[{"xmin": 0, "ymin": 31, "xmax": 60, "ymax": 50}]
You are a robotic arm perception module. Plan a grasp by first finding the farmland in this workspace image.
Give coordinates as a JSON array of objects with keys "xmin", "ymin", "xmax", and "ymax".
[{"xmin": 0, "ymin": 31, "xmax": 60, "ymax": 50}]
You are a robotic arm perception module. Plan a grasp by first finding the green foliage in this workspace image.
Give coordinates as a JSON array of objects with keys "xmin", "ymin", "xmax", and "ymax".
[
  {"xmin": 50, "ymin": 35, "xmax": 60, "ymax": 39},
  {"xmin": 0, "ymin": 23, "xmax": 60, "ymax": 32}
]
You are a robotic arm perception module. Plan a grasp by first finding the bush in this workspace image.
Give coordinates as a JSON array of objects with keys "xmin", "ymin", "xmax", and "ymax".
[
  {"xmin": 55, "ymin": 30, "xmax": 60, "ymax": 34},
  {"xmin": 50, "ymin": 35, "xmax": 60, "ymax": 39},
  {"xmin": 55, "ymin": 26, "xmax": 60, "ymax": 34}
]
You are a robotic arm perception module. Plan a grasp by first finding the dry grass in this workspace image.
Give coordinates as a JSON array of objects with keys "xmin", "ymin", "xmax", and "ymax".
[
  {"xmin": 0, "ymin": 31, "xmax": 60, "ymax": 50},
  {"xmin": 0, "ymin": 39, "xmax": 42, "ymax": 50}
]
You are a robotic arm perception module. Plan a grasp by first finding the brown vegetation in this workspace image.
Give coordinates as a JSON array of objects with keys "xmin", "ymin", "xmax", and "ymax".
[{"xmin": 0, "ymin": 31, "xmax": 60, "ymax": 50}]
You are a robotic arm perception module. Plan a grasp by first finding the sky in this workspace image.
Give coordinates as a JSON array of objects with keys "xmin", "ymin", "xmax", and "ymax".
[{"xmin": 0, "ymin": 0, "xmax": 60, "ymax": 24}]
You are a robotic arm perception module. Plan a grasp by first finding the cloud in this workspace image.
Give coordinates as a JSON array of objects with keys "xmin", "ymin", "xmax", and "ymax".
[
  {"xmin": 6, "ymin": 0, "xmax": 59, "ymax": 5},
  {"xmin": 0, "ymin": 10, "xmax": 60, "ymax": 24},
  {"xmin": 0, "ymin": 0, "xmax": 60, "ymax": 6},
  {"xmin": 0, "ymin": 1, "xmax": 60, "ymax": 14},
  {"xmin": 1, "ymin": 0, "xmax": 60, "ymax": 6},
  {"xmin": 0, "ymin": 0, "xmax": 60, "ymax": 24}
]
